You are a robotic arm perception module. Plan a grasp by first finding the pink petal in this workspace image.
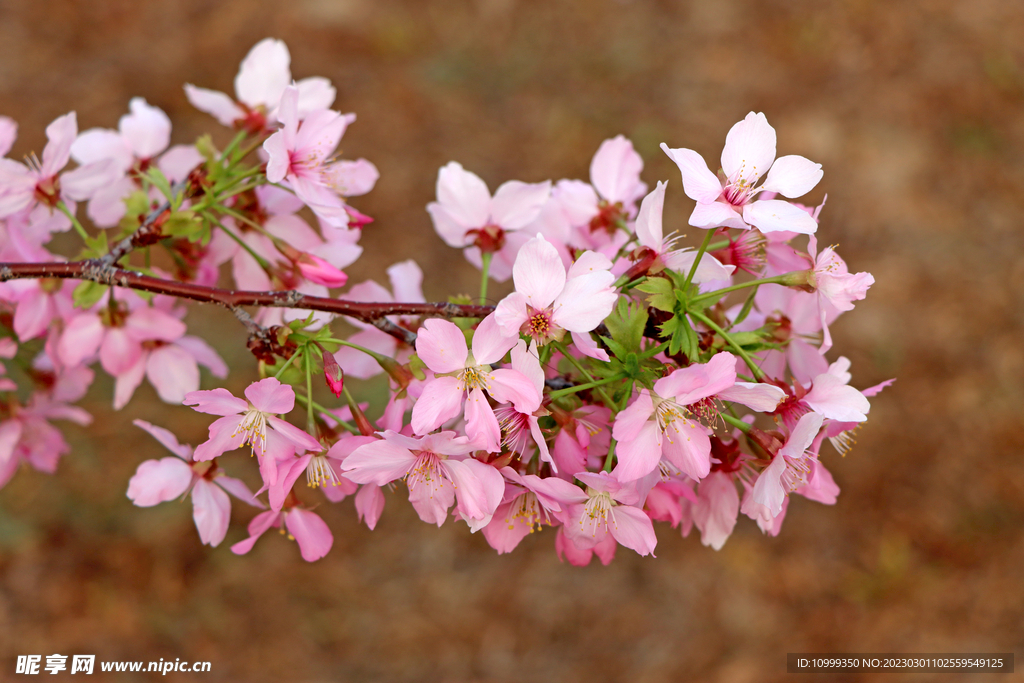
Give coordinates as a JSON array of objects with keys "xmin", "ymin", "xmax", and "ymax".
[
  {"xmin": 661, "ymin": 419, "xmax": 712, "ymax": 480},
  {"xmin": 633, "ymin": 180, "xmax": 666, "ymax": 250},
  {"xmin": 471, "ymin": 313, "xmax": 519, "ymax": 366},
  {"xmin": 125, "ymin": 306, "xmax": 187, "ymax": 342},
  {"xmin": 267, "ymin": 416, "xmax": 321, "ymax": 452},
  {"xmin": 41, "ymin": 112, "xmax": 76, "ymax": 177},
  {"xmin": 743, "ymin": 199, "xmax": 819, "ymax": 235},
  {"xmin": 70, "ymin": 129, "xmax": 133, "ymax": 172},
  {"xmin": 61, "ymin": 159, "xmax": 120, "ymax": 201},
  {"xmin": 294, "ymin": 76, "xmax": 337, "ymax": 117},
  {"xmin": 427, "ymin": 202, "xmax": 471, "ymax": 247},
  {"xmin": 285, "ymin": 508, "xmax": 334, "ymax": 562},
  {"xmin": 570, "ymin": 330, "xmax": 610, "ymax": 362},
  {"xmin": 760, "ymin": 155, "xmax": 823, "ymax": 199},
  {"xmin": 126, "ymin": 457, "xmax": 193, "ymax": 506},
  {"xmin": 693, "ymin": 471, "xmax": 739, "ymax": 550},
  {"xmin": 751, "ymin": 455, "xmax": 787, "ymax": 516},
  {"xmin": 326, "ymin": 158, "xmax": 379, "ymax": 197},
  {"xmin": 445, "ymin": 457, "xmax": 504, "ymax": 522},
  {"xmin": 609, "ymin": 504, "xmax": 657, "ymax": 556},
  {"xmin": 191, "ymin": 479, "xmax": 231, "ymax": 546},
  {"xmin": 410, "ymin": 376, "xmax": 465, "ymax": 434},
  {"xmin": 490, "ymin": 180, "xmax": 551, "ymax": 230},
  {"xmin": 464, "ymin": 387, "xmax": 501, "ymax": 452},
  {"xmin": 230, "ymin": 510, "xmax": 281, "ymax": 555},
  {"xmin": 235, "ymin": 38, "xmax": 291, "ymax": 108},
  {"xmin": 120, "ymin": 98, "xmax": 171, "ymax": 159},
  {"xmin": 551, "ymin": 271, "xmax": 617, "ymax": 333},
  {"xmin": 146, "ymin": 345, "xmax": 199, "ymax": 404},
  {"xmin": 192, "ymin": 415, "xmax": 246, "ymax": 462},
  {"xmin": 436, "ymin": 161, "xmax": 491, "ymax": 229},
  {"xmin": 244, "ymin": 377, "xmax": 295, "ymax": 414},
  {"xmin": 100, "ymin": 328, "xmax": 143, "ymax": 376},
  {"xmin": 415, "ymin": 318, "xmax": 468, "ymax": 374},
  {"xmin": 779, "ymin": 412, "xmax": 825, "ymax": 460},
  {"xmin": 613, "ymin": 421, "xmax": 663, "ymax": 482},
  {"xmin": 133, "ymin": 419, "xmax": 192, "ymax": 460},
  {"xmin": 802, "ymin": 375, "xmax": 869, "ymax": 422},
  {"xmin": 355, "ymin": 485, "xmax": 385, "ymax": 530},
  {"xmin": 183, "ymin": 388, "xmax": 247, "ymax": 416},
  {"xmin": 493, "ymin": 291, "xmax": 529, "ymax": 338},
  {"xmin": 488, "ymin": 367, "xmax": 542, "ymax": 414},
  {"xmin": 175, "ymin": 336, "xmax": 228, "ymax": 378},
  {"xmin": 112, "ymin": 355, "xmax": 147, "ymax": 410},
  {"xmin": 660, "ymin": 144, "xmax": 723, "ymax": 204},
  {"xmin": 262, "ymin": 130, "xmax": 291, "ymax": 184},
  {"xmin": 215, "ymin": 475, "xmax": 265, "ymax": 508},
  {"xmin": 0, "ymin": 116, "xmax": 16, "ymax": 157},
  {"xmin": 13, "ymin": 286, "xmax": 54, "ymax": 341},
  {"xmin": 184, "ymin": 85, "xmax": 244, "ymax": 126},
  {"xmin": 590, "ymin": 135, "xmax": 644, "ymax": 204},
  {"xmin": 342, "ymin": 438, "xmax": 416, "ymax": 486},
  {"xmin": 157, "ymin": 144, "xmax": 204, "ymax": 183},
  {"xmin": 58, "ymin": 313, "xmax": 104, "ymax": 367},
  {"xmin": 721, "ymin": 112, "xmax": 776, "ymax": 187},
  {"xmin": 482, "ymin": 500, "xmax": 533, "ymax": 553},
  {"xmin": 512, "ymin": 234, "xmax": 565, "ymax": 311},
  {"xmin": 611, "ymin": 390, "xmax": 655, "ymax": 443},
  {"xmin": 688, "ymin": 201, "xmax": 746, "ymax": 230},
  {"xmin": 718, "ymin": 381, "xmax": 785, "ymax": 412}
]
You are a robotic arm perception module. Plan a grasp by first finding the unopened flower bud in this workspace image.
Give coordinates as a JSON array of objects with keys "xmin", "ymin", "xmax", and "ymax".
[{"xmin": 321, "ymin": 350, "xmax": 344, "ymax": 397}]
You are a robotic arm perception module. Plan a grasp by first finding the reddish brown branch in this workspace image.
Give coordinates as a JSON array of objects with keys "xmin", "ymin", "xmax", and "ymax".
[{"xmin": 0, "ymin": 260, "xmax": 494, "ymax": 343}]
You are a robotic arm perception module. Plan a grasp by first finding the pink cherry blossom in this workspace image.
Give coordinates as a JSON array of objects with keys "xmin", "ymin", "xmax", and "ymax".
[
  {"xmin": 562, "ymin": 471, "xmax": 657, "ymax": 557},
  {"xmin": 183, "ymin": 377, "xmax": 322, "ymax": 465},
  {"xmin": 807, "ymin": 236, "xmax": 874, "ymax": 354},
  {"xmin": 632, "ymin": 180, "xmax": 735, "ymax": 281},
  {"xmin": 231, "ymin": 507, "xmax": 334, "ymax": 562},
  {"xmin": 264, "ymin": 86, "xmax": 373, "ymax": 227},
  {"xmin": 661, "ymin": 112, "xmax": 822, "ymax": 234},
  {"xmin": 751, "ymin": 411, "xmax": 824, "ymax": 517},
  {"xmin": 0, "ymin": 112, "xmax": 116, "ymax": 222},
  {"xmin": 481, "ymin": 467, "xmax": 585, "ymax": 553},
  {"xmin": 493, "ymin": 233, "xmax": 618, "ymax": 360},
  {"xmin": 427, "ymin": 161, "xmax": 550, "ymax": 281},
  {"xmin": 612, "ymin": 353, "xmax": 784, "ymax": 482},
  {"xmin": 127, "ymin": 420, "xmax": 263, "ymax": 547},
  {"xmin": 185, "ymin": 38, "xmax": 336, "ymax": 131},
  {"xmin": 410, "ymin": 316, "xmax": 541, "ymax": 452},
  {"xmin": 342, "ymin": 430, "xmax": 504, "ymax": 527}
]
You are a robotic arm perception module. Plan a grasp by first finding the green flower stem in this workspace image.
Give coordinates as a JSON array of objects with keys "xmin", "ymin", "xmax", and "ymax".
[
  {"xmin": 218, "ymin": 130, "xmax": 249, "ymax": 162},
  {"xmin": 304, "ymin": 344, "xmax": 315, "ymax": 434},
  {"xmin": 321, "ymin": 338, "xmax": 389, "ymax": 363},
  {"xmin": 217, "ymin": 205, "xmax": 268, "ymax": 234},
  {"xmin": 603, "ymin": 438, "xmax": 618, "ymax": 472},
  {"xmin": 294, "ymin": 393, "xmax": 358, "ymax": 434},
  {"xmin": 548, "ymin": 374, "xmax": 625, "ymax": 401},
  {"xmin": 706, "ymin": 239, "xmax": 730, "ymax": 252},
  {"xmin": 56, "ymin": 202, "xmax": 89, "ymax": 242},
  {"xmin": 689, "ymin": 273, "xmax": 791, "ymax": 304},
  {"xmin": 553, "ymin": 341, "xmax": 617, "ymax": 409},
  {"xmin": 689, "ymin": 310, "xmax": 765, "ymax": 380},
  {"xmin": 273, "ymin": 350, "xmax": 302, "ymax": 379},
  {"xmin": 721, "ymin": 412, "xmax": 752, "ymax": 433},
  {"xmin": 681, "ymin": 229, "xmax": 716, "ymax": 293},
  {"xmin": 479, "ymin": 251, "xmax": 492, "ymax": 304},
  {"xmin": 204, "ymin": 212, "xmax": 273, "ymax": 271}
]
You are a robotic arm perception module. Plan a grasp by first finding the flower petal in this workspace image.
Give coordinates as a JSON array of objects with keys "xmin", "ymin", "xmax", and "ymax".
[
  {"xmin": 416, "ymin": 318, "xmax": 469, "ymax": 374},
  {"xmin": 760, "ymin": 154, "xmax": 823, "ymax": 198},
  {"xmin": 661, "ymin": 144, "xmax": 723, "ymax": 204}
]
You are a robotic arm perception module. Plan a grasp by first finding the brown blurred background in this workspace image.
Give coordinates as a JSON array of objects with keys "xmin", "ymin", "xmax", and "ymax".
[{"xmin": 1, "ymin": 0, "xmax": 1023, "ymax": 681}]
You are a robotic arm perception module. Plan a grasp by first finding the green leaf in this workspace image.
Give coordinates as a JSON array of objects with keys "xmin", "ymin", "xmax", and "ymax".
[
  {"xmin": 730, "ymin": 289, "xmax": 758, "ymax": 329},
  {"xmin": 636, "ymin": 276, "xmax": 675, "ymax": 312},
  {"xmin": 660, "ymin": 314, "xmax": 700, "ymax": 361},
  {"xmin": 603, "ymin": 297, "xmax": 648, "ymax": 355},
  {"xmin": 162, "ymin": 210, "xmax": 205, "ymax": 242},
  {"xmin": 72, "ymin": 281, "xmax": 108, "ymax": 309},
  {"xmin": 598, "ymin": 335, "xmax": 629, "ymax": 362},
  {"xmin": 144, "ymin": 167, "xmax": 174, "ymax": 203}
]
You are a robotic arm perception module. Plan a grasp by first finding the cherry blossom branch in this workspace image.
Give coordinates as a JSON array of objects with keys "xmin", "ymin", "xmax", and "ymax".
[{"xmin": 0, "ymin": 260, "xmax": 494, "ymax": 344}]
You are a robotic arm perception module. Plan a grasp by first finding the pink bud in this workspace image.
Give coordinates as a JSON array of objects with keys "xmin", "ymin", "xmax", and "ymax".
[
  {"xmin": 345, "ymin": 206, "xmax": 374, "ymax": 228},
  {"xmin": 321, "ymin": 350, "xmax": 344, "ymax": 397},
  {"xmin": 297, "ymin": 254, "xmax": 349, "ymax": 288}
]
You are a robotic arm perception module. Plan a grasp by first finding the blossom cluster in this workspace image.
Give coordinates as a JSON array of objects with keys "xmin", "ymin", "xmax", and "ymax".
[{"xmin": 0, "ymin": 39, "xmax": 890, "ymax": 564}]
